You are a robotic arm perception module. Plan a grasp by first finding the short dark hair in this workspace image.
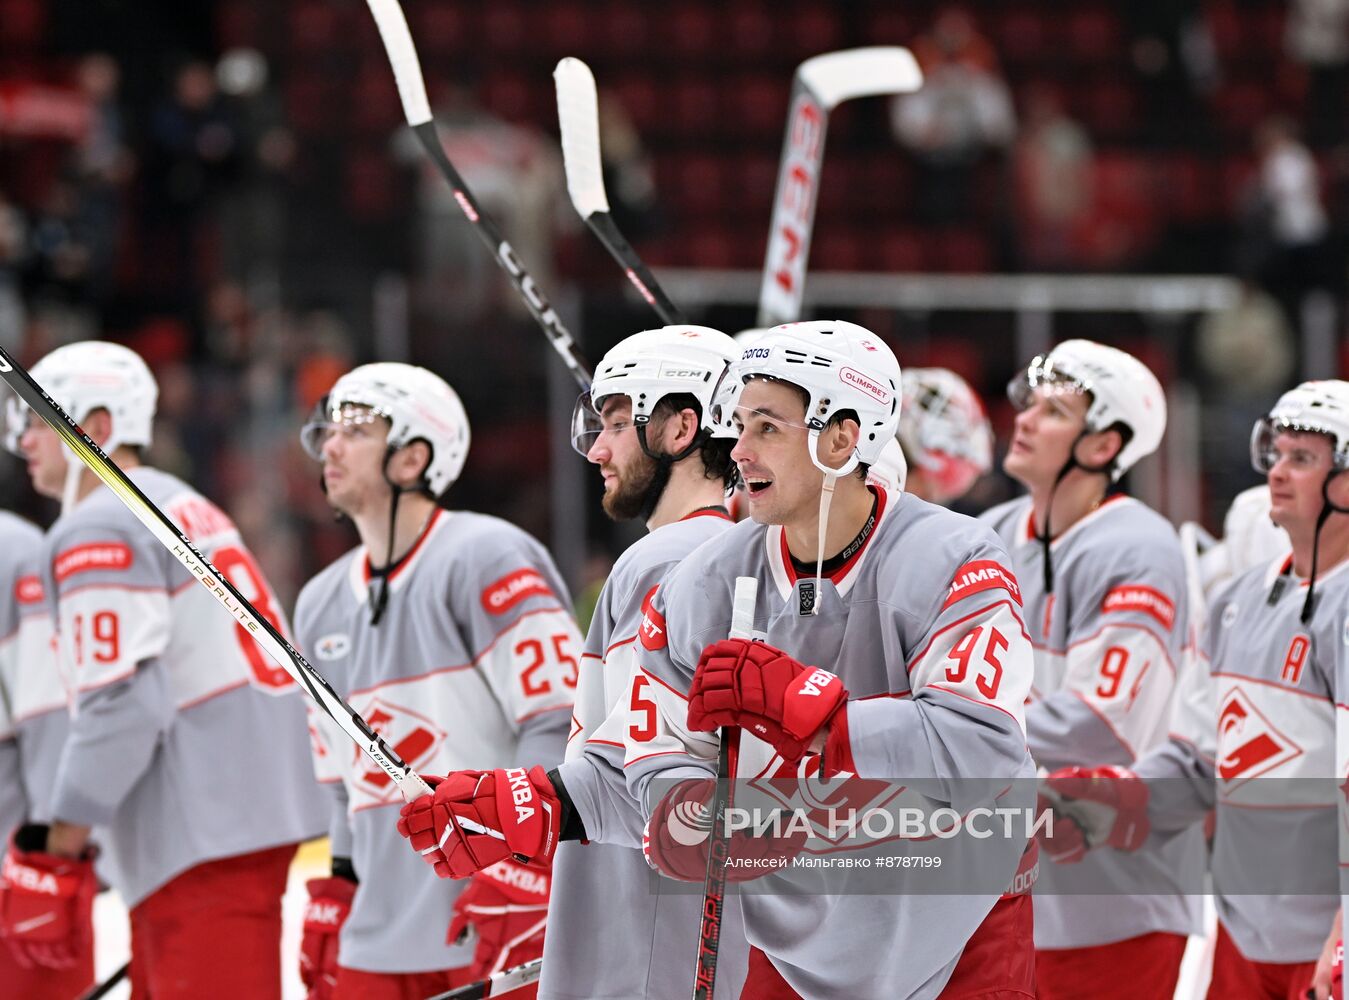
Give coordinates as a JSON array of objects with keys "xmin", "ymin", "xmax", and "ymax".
[{"xmin": 651, "ymin": 394, "xmax": 736, "ymax": 487}]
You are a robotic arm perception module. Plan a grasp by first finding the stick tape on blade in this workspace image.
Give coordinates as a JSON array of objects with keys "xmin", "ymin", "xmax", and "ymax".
[{"xmin": 555, "ymin": 57, "xmax": 610, "ymax": 218}]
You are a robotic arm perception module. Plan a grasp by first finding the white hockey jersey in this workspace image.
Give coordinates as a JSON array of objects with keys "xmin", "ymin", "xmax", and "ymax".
[
  {"xmin": 620, "ymin": 487, "xmax": 1036, "ymax": 1000},
  {"xmin": 294, "ymin": 508, "xmax": 578, "ymax": 974},
  {"xmin": 0, "ymin": 511, "xmax": 66, "ymax": 837},
  {"xmin": 42, "ymin": 467, "xmax": 327, "ymax": 907},
  {"xmin": 982, "ymin": 495, "xmax": 1206, "ymax": 949},
  {"xmin": 1145, "ymin": 554, "xmax": 1340, "ymax": 962},
  {"xmin": 542, "ymin": 509, "xmax": 748, "ymax": 1000}
]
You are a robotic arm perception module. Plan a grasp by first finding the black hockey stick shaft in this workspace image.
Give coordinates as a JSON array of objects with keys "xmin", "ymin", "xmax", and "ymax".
[
  {"xmin": 364, "ymin": 0, "xmax": 592, "ymax": 391},
  {"xmin": 78, "ymin": 961, "xmax": 128, "ymax": 1000},
  {"xmin": 586, "ymin": 211, "xmax": 685, "ymax": 325},
  {"xmin": 430, "ymin": 957, "xmax": 544, "ymax": 999},
  {"xmin": 0, "ymin": 347, "xmax": 433, "ymax": 802},
  {"xmin": 693, "ymin": 577, "xmax": 758, "ymax": 999}
]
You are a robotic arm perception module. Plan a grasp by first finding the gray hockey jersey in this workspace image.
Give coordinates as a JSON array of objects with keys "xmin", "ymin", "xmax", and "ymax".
[
  {"xmin": 0, "ymin": 511, "xmax": 66, "ymax": 837},
  {"xmin": 41, "ymin": 467, "xmax": 326, "ymax": 907},
  {"xmin": 295, "ymin": 508, "xmax": 577, "ymax": 974},
  {"xmin": 1143, "ymin": 554, "xmax": 1340, "ymax": 963},
  {"xmin": 982, "ymin": 495, "xmax": 1206, "ymax": 948},
  {"xmin": 619, "ymin": 487, "xmax": 1036, "ymax": 1000},
  {"xmin": 542, "ymin": 509, "xmax": 748, "ymax": 1000}
]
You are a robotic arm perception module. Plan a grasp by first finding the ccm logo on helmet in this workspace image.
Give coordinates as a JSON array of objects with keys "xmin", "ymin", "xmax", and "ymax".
[
  {"xmin": 481, "ymin": 569, "xmax": 554, "ymax": 615},
  {"xmin": 942, "ymin": 560, "xmax": 1023, "ymax": 610},
  {"xmin": 638, "ymin": 585, "xmax": 666, "ymax": 650},
  {"xmin": 840, "ymin": 367, "xmax": 892, "ymax": 405}
]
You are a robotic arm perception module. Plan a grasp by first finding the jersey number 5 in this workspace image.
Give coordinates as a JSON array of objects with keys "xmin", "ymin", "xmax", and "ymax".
[{"xmin": 945, "ymin": 625, "xmax": 1007, "ymax": 699}]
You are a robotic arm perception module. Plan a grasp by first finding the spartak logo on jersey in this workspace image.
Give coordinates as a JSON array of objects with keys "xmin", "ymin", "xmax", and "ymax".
[
  {"xmin": 638, "ymin": 585, "xmax": 666, "ymax": 650},
  {"xmin": 749, "ymin": 755, "xmax": 904, "ymax": 847},
  {"xmin": 942, "ymin": 560, "xmax": 1022, "ymax": 611},
  {"xmin": 351, "ymin": 697, "xmax": 446, "ymax": 801},
  {"xmin": 1216, "ymin": 686, "xmax": 1302, "ymax": 789},
  {"xmin": 481, "ymin": 568, "xmax": 553, "ymax": 616}
]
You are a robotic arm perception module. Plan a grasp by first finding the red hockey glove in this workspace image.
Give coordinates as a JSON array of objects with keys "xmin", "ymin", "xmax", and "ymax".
[
  {"xmin": 1332, "ymin": 936, "xmax": 1343, "ymax": 1000},
  {"xmin": 397, "ymin": 766, "xmax": 561, "ymax": 880},
  {"xmin": 1040, "ymin": 765, "xmax": 1150, "ymax": 862},
  {"xmin": 1034, "ymin": 792, "xmax": 1090, "ymax": 864},
  {"xmin": 447, "ymin": 860, "xmax": 550, "ymax": 980},
  {"xmin": 642, "ymin": 778, "xmax": 807, "ymax": 883},
  {"xmin": 688, "ymin": 638, "xmax": 848, "ymax": 763},
  {"xmin": 298, "ymin": 874, "xmax": 356, "ymax": 1000},
  {"xmin": 0, "ymin": 825, "xmax": 97, "ymax": 970}
]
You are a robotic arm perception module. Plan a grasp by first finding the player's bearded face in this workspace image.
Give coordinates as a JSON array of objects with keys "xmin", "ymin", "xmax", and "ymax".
[
  {"xmin": 1266, "ymin": 430, "xmax": 1337, "ymax": 529},
  {"xmin": 18, "ymin": 416, "xmax": 68, "ymax": 499},
  {"xmin": 1004, "ymin": 384, "xmax": 1089, "ymax": 486},
  {"xmin": 730, "ymin": 379, "xmax": 821, "ymax": 527},
  {"xmin": 587, "ymin": 396, "xmax": 659, "ymax": 521}
]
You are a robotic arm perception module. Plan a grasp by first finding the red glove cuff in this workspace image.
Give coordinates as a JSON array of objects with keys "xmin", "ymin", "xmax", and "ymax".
[{"xmin": 823, "ymin": 700, "xmax": 856, "ymax": 776}]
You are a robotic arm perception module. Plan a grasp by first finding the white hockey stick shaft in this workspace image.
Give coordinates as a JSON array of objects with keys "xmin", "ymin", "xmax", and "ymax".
[
  {"xmin": 0, "ymin": 347, "xmax": 434, "ymax": 803},
  {"xmin": 757, "ymin": 47, "xmax": 923, "ymax": 327},
  {"xmin": 554, "ymin": 57, "xmax": 685, "ymax": 326}
]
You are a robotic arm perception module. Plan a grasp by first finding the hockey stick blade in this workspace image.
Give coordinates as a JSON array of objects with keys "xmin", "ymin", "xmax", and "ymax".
[
  {"xmin": 430, "ymin": 957, "xmax": 544, "ymax": 999},
  {"xmin": 757, "ymin": 46, "xmax": 923, "ymax": 328},
  {"xmin": 554, "ymin": 57, "xmax": 685, "ymax": 325},
  {"xmin": 364, "ymin": 0, "xmax": 593, "ymax": 391},
  {"xmin": 694, "ymin": 576, "xmax": 758, "ymax": 1000},
  {"xmin": 0, "ymin": 347, "xmax": 433, "ymax": 803}
]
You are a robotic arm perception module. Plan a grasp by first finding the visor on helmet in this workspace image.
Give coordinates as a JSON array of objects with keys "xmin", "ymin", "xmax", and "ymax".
[
  {"xmin": 1250, "ymin": 415, "xmax": 1347, "ymax": 474},
  {"xmin": 300, "ymin": 398, "xmax": 390, "ymax": 461}
]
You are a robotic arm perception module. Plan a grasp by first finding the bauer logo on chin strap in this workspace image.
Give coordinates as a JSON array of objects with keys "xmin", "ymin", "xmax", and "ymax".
[{"xmin": 798, "ymin": 580, "xmax": 816, "ymax": 616}]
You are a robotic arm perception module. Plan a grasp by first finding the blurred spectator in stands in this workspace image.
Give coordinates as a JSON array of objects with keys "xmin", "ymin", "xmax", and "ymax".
[
  {"xmin": 143, "ymin": 59, "xmax": 243, "ymax": 345},
  {"xmin": 392, "ymin": 72, "xmax": 568, "ymax": 371},
  {"xmin": 892, "ymin": 6, "xmax": 1016, "ymax": 226},
  {"xmin": 24, "ymin": 179, "xmax": 98, "ymax": 340},
  {"xmin": 215, "ymin": 48, "xmax": 295, "ymax": 287},
  {"xmin": 1013, "ymin": 85, "xmax": 1093, "ymax": 271},
  {"xmin": 0, "ymin": 197, "xmax": 27, "ymax": 355},
  {"xmin": 70, "ymin": 54, "xmax": 132, "ymax": 302},
  {"xmin": 1196, "ymin": 282, "xmax": 1296, "ymax": 513},
  {"xmin": 1125, "ymin": 0, "xmax": 1217, "ymax": 144},
  {"xmin": 1238, "ymin": 116, "xmax": 1334, "ymax": 327},
  {"xmin": 1287, "ymin": 0, "xmax": 1349, "ymax": 145}
]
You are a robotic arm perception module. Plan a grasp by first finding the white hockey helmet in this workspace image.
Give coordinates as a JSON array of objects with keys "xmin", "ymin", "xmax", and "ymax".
[
  {"xmin": 4, "ymin": 340, "xmax": 157, "ymax": 456},
  {"xmin": 1251, "ymin": 380, "xmax": 1349, "ymax": 473},
  {"xmin": 1008, "ymin": 339, "xmax": 1165, "ymax": 481},
  {"xmin": 712, "ymin": 319, "xmax": 901, "ymax": 477},
  {"xmin": 899, "ymin": 367, "xmax": 993, "ymax": 499},
  {"xmin": 301, "ymin": 362, "xmax": 470, "ymax": 497},
  {"xmin": 866, "ymin": 437, "xmax": 908, "ymax": 494},
  {"xmin": 571, "ymin": 325, "xmax": 740, "ymax": 455}
]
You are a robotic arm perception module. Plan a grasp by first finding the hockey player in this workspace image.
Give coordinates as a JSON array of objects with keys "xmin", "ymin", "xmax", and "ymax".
[
  {"xmin": 0, "ymin": 499, "xmax": 91, "ymax": 997},
  {"xmin": 401, "ymin": 321, "xmax": 1039, "ymax": 999},
  {"xmin": 397, "ymin": 326, "xmax": 750, "ymax": 998},
  {"xmin": 295, "ymin": 363, "xmax": 579, "ymax": 999},
  {"xmin": 3, "ymin": 341, "xmax": 326, "ymax": 998},
  {"xmin": 981, "ymin": 340, "xmax": 1204, "ymax": 999},
  {"xmin": 1045, "ymin": 380, "xmax": 1348, "ymax": 999},
  {"xmin": 897, "ymin": 366, "xmax": 993, "ymax": 505}
]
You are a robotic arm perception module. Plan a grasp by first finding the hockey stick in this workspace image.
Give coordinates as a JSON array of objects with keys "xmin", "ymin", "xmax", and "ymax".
[
  {"xmin": 694, "ymin": 576, "xmax": 758, "ymax": 1000},
  {"xmin": 0, "ymin": 348, "xmax": 444, "ymax": 805},
  {"xmin": 553, "ymin": 57, "xmax": 685, "ymax": 326},
  {"xmin": 757, "ymin": 47, "xmax": 923, "ymax": 327},
  {"xmin": 78, "ymin": 961, "xmax": 128, "ymax": 1000},
  {"xmin": 430, "ymin": 957, "xmax": 544, "ymax": 1000},
  {"xmin": 364, "ymin": 0, "xmax": 592, "ymax": 391}
]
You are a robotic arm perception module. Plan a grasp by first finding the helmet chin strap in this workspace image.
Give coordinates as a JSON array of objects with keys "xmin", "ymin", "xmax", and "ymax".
[
  {"xmin": 1304, "ymin": 469, "xmax": 1349, "ymax": 624},
  {"xmin": 635, "ymin": 421, "xmax": 706, "ymax": 523},
  {"xmin": 807, "ymin": 428, "xmax": 859, "ymax": 617},
  {"xmin": 60, "ymin": 443, "xmax": 84, "ymax": 514}
]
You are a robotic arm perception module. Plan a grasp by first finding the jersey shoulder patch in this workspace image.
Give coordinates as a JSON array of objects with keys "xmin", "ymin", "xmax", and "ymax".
[
  {"xmin": 481, "ymin": 567, "xmax": 555, "ymax": 615},
  {"xmin": 943, "ymin": 559, "xmax": 1023, "ymax": 611},
  {"xmin": 637, "ymin": 585, "xmax": 667, "ymax": 650},
  {"xmin": 54, "ymin": 541, "xmax": 134, "ymax": 582},
  {"xmin": 1101, "ymin": 584, "xmax": 1176, "ymax": 630}
]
